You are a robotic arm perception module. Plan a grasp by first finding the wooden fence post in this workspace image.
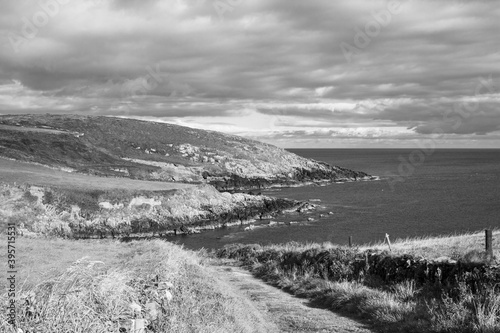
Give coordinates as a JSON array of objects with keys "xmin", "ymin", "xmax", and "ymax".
[
  {"xmin": 385, "ymin": 233, "xmax": 392, "ymax": 252},
  {"xmin": 485, "ymin": 229, "xmax": 493, "ymax": 260},
  {"xmin": 348, "ymin": 236, "xmax": 353, "ymax": 248}
]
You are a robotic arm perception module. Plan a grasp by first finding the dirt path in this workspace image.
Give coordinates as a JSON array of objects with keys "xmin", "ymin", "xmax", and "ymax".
[{"xmin": 210, "ymin": 261, "xmax": 375, "ymax": 333}]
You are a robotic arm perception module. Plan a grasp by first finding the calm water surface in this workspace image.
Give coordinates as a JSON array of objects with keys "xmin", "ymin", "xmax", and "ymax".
[{"xmin": 174, "ymin": 149, "xmax": 500, "ymax": 250}]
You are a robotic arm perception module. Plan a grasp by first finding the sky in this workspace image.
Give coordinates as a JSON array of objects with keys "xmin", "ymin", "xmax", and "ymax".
[{"xmin": 0, "ymin": 0, "xmax": 499, "ymax": 148}]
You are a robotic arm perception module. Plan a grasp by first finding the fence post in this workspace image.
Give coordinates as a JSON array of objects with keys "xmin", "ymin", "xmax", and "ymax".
[
  {"xmin": 385, "ymin": 233, "xmax": 392, "ymax": 252},
  {"xmin": 348, "ymin": 236, "xmax": 353, "ymax": 248},
  {"xmin": 485, "ymin": 229, "xmax": 493, "ymax": 260}
]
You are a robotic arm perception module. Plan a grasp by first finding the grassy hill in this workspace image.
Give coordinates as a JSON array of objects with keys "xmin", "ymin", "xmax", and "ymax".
[{"xmin": 0, "ymin": 114, "xmax": 371, "ymax": 190}]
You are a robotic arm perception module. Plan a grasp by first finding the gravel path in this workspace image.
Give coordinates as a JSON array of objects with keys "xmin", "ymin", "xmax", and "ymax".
[{"xmin": 211, "ymin": 261, "xmax": 376, "ymax": 333}]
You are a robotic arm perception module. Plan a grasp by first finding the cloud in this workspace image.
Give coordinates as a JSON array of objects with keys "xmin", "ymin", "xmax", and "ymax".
[{"xmin": 0, "ymin": 0, "xmax": 499, "ymax": 147}]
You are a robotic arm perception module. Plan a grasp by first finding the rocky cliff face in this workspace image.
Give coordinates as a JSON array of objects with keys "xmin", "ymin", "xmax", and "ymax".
[{"xmin": 0, "ymin": 114, "xmax": 372, "ymax": 190}]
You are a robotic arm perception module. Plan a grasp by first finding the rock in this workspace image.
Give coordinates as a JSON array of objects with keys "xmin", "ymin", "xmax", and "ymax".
[
  {"xmin": 130, "ymin": 319, "xmax": 147, "ymax": 333},
  {"xmin": 145, "ymin": 302, "xmax": 159, "ymax": 320},
  {"xmin": 434, "ymin": 256, "xmax": 457, "ymax": 264}
]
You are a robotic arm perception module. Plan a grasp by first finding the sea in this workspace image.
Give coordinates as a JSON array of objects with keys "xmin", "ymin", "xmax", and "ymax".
[{"xmin": 173, "ymin": 149, "xmax": 500, "ymax": 250}]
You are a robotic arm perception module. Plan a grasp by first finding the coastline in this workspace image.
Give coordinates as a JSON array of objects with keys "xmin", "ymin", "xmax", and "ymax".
[{"xmin": 1, "ymin": 182, "xmax": 318, "ymax": 240}]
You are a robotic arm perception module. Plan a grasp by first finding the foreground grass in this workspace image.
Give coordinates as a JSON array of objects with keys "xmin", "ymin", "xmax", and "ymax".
[
  {"xmin": 217, "ymin": 231, "xmax": 500, "ymax": 333},
  {"xmin": 0, "ymin": 237, "xmax": 262, "ymax": 333}
]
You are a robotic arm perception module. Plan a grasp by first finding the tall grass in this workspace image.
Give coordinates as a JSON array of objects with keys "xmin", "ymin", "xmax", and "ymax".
[{"xmin": 0, "ymin": 238, "xmax": 264, "ymax": 333}]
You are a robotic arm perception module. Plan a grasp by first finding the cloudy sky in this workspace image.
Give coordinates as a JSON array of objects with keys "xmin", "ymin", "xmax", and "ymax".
[{"xmin": 1, "ymin": 0, "xmax": 499, "ymax": 148}]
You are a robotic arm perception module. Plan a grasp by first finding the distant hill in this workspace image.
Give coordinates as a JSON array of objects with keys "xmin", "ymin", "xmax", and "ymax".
[{"xmin": 0, "ymin": 114, "xmax": 371, "ymax": 190}]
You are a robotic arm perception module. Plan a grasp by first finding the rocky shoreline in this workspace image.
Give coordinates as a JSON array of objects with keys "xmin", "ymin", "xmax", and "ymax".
[{"xmin": 207, "ymin": 169, "xmax": 375, "ymax": 191}]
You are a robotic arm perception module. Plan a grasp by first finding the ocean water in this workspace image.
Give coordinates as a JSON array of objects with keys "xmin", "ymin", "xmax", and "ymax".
[{"xmin": 173, "ymin": 149, "xmax": 500, "ymax": 250}]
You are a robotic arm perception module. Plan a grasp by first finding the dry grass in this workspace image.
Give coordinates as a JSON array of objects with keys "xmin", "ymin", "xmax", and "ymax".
[
  {"xmin": 0, "ymin": 237, "xmax": 265, "ymax": 333},
  {"xmin": 0, "ymin": 237, "xmax": 125, "ymax": 292},
  {"xmin": 428, "ymin": 283, "xmax": 500, "ymax": 333},
  {"xmin": 243, "ymin": 229, "xmax": 500, "ymax": 262},
  {"xmin": 360, "ymin": 229, "xmax": 500, "ymax": 261}
]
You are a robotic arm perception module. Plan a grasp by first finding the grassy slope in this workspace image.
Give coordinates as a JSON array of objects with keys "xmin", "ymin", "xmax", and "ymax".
[
  {"xmin": 0, "ymin": 237, "xmax": 272, "ymax": 333},
  {"xmin": 0, "ymin": 114, "xmax": 370, "ymax": 188},
  {"xmin": 0, "ymin": 157, "xmax": 194, "ymax": 191}
]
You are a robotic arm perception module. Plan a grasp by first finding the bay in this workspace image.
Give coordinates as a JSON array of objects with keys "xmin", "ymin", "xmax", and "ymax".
[{"xmin": 174, "ymin": 149, "xmax": 500, "ymax": 250}]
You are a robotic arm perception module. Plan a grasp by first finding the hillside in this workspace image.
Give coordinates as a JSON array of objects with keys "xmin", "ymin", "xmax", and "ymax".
[{"xmin": 0, "ymin": 114, "xmax": 371, "ymax": 190}]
